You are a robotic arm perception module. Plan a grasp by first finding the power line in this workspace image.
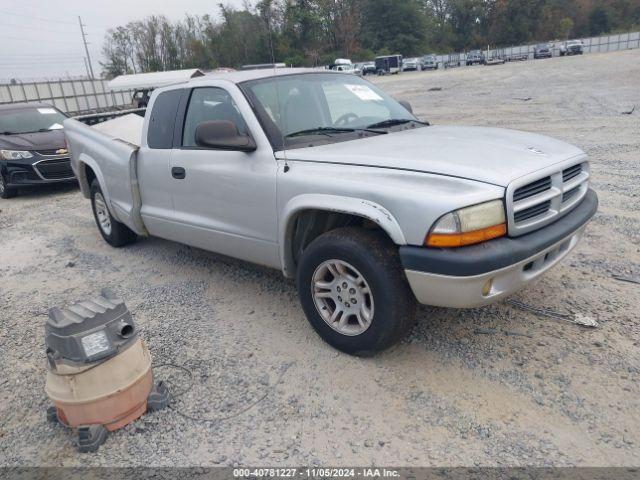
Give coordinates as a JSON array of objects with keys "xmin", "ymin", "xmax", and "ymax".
[
  {"xmin": 0, "ymin": 21, "xmax": 97, "ymax": 35},
  {"xmin": 0, "ymin": 35, "xmax": 80, "ymax": 44},
  {"xmin": 0, "ymin": 9, "xmax": 78, "ymax": 26}
]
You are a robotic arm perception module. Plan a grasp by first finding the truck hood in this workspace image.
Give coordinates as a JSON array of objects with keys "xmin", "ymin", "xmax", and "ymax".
[
  {"xmin": 278, "ymin": 125, "xmax": 584, "ymax": 187},
  {"xmin": 0, "ymin": 129, "xmax": 65, "ymax": 151}
]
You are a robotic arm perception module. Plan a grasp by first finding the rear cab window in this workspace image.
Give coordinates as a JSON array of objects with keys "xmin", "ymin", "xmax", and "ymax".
[{"xmin": 147, "ymin": 90, "xmax": 182, "ymax": 149}]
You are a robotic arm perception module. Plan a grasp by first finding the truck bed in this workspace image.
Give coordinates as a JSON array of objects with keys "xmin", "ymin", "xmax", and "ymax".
[{"xmin": 64, "ymin": 115, "xmax": 147, "ymax": 236}]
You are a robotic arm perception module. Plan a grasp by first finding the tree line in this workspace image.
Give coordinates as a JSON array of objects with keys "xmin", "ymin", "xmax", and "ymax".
[{"xmin": 101, "ymin": 0, "xmax": 640, "ymax": 78}]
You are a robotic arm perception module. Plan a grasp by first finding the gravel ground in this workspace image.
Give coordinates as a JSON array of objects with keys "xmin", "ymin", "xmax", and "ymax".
[{"xmin": 1, "ymin": 49, "xmax": 639, "ymax": 467}]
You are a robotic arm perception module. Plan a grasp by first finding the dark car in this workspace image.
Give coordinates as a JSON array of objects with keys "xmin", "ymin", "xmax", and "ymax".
[
  {"xmin": 357, "ymin": 62, "xmax": 377, "ymax": 76},
  {"xmin": 0, "ymin": 103, "xmax": 76, "ymax": 198},
  {"xmin": 466, "ymin": 50, "xmax": 486, "ymax": 66},
  {"xmin": 534, "ymin": 43, "xmax": 553, "ymax": 59}
]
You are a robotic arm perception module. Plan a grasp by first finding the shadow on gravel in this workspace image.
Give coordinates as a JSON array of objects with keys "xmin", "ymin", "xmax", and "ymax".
[{"xmin": 9, "ymin": 181, "xmax": 79, "ymax": 199}]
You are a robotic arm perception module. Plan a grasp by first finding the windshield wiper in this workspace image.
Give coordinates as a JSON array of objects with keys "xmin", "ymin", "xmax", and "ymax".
[
  {"xmin": 286, "ymin": 126, "xmax": 386, "ymax": 138},
  {"xmin": 19, "ymin": 128, "xmax": 53, "ymax": 134},
  {"xmin": 1, "ymin": 131, "xmax": 19, "ymax": 135},
  {"xmin": 286, "ymin": 127, "xmax": 357, "ymax": 138},
  {"xmin": 366, "ymin": 119, "xmax": 429, "ymax": 129}
]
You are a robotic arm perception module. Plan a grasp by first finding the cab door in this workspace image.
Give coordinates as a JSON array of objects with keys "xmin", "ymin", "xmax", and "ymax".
[{"xmin": 166, "ymin": 84, "xmax": 280, "ymax": 269}]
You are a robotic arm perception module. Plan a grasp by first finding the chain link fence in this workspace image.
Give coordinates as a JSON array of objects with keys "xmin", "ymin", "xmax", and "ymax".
[
  {"xmin": 433, "ymin": 31, "xmax": 640, "ymax": 67},
  {"xmin": 1, "ymin": 31, "xmax": 638, "ymax": 115}
]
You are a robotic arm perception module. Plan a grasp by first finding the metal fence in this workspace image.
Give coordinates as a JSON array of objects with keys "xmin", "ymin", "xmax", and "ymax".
[
  {"xmin": 0, "ymin": 31, "xmax": 638, "ymax": 115},
  {"xmin": 0, "ymin": 79, "xmax": 134, "ymax": 116},
  {"xmin": 433, "ymin": 31, "xmax": 640, "ymax": 67}
]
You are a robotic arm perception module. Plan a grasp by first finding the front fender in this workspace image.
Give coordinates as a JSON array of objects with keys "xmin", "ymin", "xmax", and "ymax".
[{"xmin": 279, "ymin": 193, "xmax": 406, "ymax": 277}]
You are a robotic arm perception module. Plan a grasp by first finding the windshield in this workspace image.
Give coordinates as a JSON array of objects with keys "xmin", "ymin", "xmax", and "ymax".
[
  {"xmin": 241, "ymin": 73, "xmax": 420, "ymax": 149},
  {"xmin": 0, "ymin": 107, "xmax": 67, "ymax": 135}
]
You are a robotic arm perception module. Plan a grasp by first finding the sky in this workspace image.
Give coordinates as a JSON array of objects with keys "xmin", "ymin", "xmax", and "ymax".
[{"xmin": 0, "ymin": 0, "xmax": 246, "ymax": 82}]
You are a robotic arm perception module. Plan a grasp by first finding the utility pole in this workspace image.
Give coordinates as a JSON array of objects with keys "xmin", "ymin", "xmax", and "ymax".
[
  {"xmin": 83, "ymin": 57, "xmax": 90, "ymax": 79},
  {"xmin": 78, "ymin": 16, "xmax": 95, "ymax": 79}
]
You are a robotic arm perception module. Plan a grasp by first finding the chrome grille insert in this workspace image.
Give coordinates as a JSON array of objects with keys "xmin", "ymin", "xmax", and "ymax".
[
  {"xmin": 506, "ymin": 159, "xmax": 590, "ymax": 236},
  {"xmin": 33, "ymin": 157, "xmax": 75, "ymax": 181}
]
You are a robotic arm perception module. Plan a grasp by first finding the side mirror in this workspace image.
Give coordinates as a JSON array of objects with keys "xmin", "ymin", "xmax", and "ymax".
[
  {"xmin": 399, "ymin": 100, "xmax": 413, "ymax": 113},
  {"xmin": 195, "ymin": 120, "xmax": 257, "ymax": 152}
]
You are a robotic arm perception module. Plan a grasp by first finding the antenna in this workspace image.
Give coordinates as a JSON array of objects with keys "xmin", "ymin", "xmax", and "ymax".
[{"xmin": 265, "ymin": 6, "xmax": 289, "ymax": 172}]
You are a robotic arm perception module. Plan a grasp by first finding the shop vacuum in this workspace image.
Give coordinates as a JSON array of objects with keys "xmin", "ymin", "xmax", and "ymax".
[{"xmin": 44, "ymin": 292, "xmax": 169, "ymax": 452}]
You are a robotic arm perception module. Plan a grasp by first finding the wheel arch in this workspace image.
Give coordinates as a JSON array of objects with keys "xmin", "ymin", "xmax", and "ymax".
[
  {"xmin": 279, "ymin": 194, "xmax": 406, "ymax": 277},
  {"xmin": 76, "ymin": 155, "xmax": 105, "ymax": 201}
]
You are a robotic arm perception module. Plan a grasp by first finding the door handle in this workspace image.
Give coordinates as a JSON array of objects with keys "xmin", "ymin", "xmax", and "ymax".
[{"xmin": 171, "ymin": 167, "xmax": 186, "ymax": 179}]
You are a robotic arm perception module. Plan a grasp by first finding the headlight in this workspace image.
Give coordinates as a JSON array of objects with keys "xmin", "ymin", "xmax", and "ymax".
[
  {"xmin": 425, "ymin": 199, "xmax": 506, "ymax": 247},
  {"xmin": 1, "ymin": 150, "xmax": 33, "ymax": 160}
]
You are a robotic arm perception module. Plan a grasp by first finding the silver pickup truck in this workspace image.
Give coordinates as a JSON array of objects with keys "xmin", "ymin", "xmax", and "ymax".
[{"xmin": 64, "ymin": 69, "xmax": 598, "ymax": 355}]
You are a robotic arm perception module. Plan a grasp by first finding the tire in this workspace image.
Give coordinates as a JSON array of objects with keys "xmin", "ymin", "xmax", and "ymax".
[
  {"xmin": 0, "ymin": 172, "xmax": 17, "ymax": 199},
  {"xmin": 90, "ymin": 179, "xmax": 137, "ymax": 247},
  {"xmin": 296, "ymin": 227, "xmax": 416, "ymax": 356}
]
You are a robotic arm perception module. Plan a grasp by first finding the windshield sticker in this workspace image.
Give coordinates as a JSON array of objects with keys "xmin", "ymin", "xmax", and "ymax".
[
  {"xmin": 344, "ymin": 84, "xmax": 383, "ymax": 101},
  {"xmin": 38, "ymin": 108, "xmax": 57, "ymax": 115}
]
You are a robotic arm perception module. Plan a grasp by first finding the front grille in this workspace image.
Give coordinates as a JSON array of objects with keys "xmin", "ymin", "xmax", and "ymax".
[
  {"xmin": 507, "ymin": 160, "xmax": 589, "ymax": 236},
  {"xmin": 563, "ymin": 186, "xmax": 581, "ymax": 203},
  {"xmin": 514, "ymin": 200, "xmax": 551, "ymax": 223},
  {"xmin": 513, "ymin": 176, "xmax": 551, "ymax": 201},
  {"xmin": 34, "ymin": 158, "xmax": 74, "ymax": 180},
  {"xmin": 563, "ymin": 164, "xmax": 582, "ymax": 182}
]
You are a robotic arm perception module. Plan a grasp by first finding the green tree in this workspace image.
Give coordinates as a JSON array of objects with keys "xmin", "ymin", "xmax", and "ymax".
[{"xmin": 361, "ymin": 0, "xmax": 427, "ymax": 55}]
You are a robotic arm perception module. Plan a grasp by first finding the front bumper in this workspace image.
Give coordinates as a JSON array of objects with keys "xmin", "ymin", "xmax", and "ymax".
[
  {"xmin": 400, "ymin": 189, "xmax": 598, "ymax": 308},
  {"xmin": 2, "ymin": 155, "xmax": 76, "ymax": 187}
]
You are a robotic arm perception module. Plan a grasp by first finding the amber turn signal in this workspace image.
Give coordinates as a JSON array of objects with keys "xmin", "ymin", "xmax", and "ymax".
[{"xmin": 425, "ymin": 223, "xmax": 507, "ymax": 248}]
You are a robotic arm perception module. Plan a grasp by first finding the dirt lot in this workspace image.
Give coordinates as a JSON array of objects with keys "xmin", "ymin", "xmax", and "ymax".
[{"xmin": 1, "ymin": 49, "xmax": 639, "ymax": 467}]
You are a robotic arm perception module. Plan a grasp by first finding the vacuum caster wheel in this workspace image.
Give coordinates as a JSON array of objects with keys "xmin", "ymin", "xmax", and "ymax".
[
  {"xmin": 46, "ymin": 406, "xmax": 59, "ymax": 424},
  {"xmin": 77, "ymin": 425, "xmax": 108, "ymax": 453},
  {"xmin": 147, "ymin": 381, "xmax": 170, "ymax": 412}
]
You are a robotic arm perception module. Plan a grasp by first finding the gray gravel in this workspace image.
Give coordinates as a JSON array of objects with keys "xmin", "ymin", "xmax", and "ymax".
[{"xmin": 1, "ymin": 49, "xmax": 639, "ymax": 467}]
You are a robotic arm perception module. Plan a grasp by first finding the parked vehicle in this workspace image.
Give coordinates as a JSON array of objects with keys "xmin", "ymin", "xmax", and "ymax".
[
  {"xmin": 466, "ymin": 50, "xmax": 486, "ymax": 66},
  {"xmin": 334, "ymin": 58, "xmax": 352, "ymax": 66},
  {"xmin": 108, "ymin": 69, "xmax": 205, "ymax": 109},
  {"xmin": 0, "ymin": 103, "xmax": 76, "ymax": 198},
  {"xmin": 534, "ymin": 43, "xmax": 553, "ymax": 59},
  {"xmin": 375, "ymin": 55, "xmax": 402, "ymax": 75},
  {"xmin": 402, "ymin": 58, "xmax": 419, "ymax": 71},
  {"xmin": 560, "ymin": 40, "xmax": 584, "ymax": 56},
  {"xmin": 65, "ymin": 69, "xmax": 598, "ymax": 355},
  {"xmin": 358, "ymin": 62, "xmax": 377, "ymax": 76},
  {"xmin": 131, "ymin": 89, "xmax": 151, "ymax": 108},
  {"xmin": 420, "ymin": 55, "xmax": 439, "ymax": 70},
  {"xmin": 331, "ymin": 64, "xmax": 362, "ymax": 76}
]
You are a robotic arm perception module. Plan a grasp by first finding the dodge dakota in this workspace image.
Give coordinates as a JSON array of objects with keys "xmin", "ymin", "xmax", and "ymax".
[{"xmin": 64, "ymin": 69, "xmax": 598, "ymax": 355}]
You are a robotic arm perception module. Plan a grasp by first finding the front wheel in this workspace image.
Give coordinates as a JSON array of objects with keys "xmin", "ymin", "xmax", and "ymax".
[
  {"xmin": 90, "ymin": 179, "xmax": 137, "ymax": 247},
  {"xmin": 0, "ymin": 173, "xmax": 17, "ymax": 199},
  {"xmin": 296, "ymin": 227, "xmax": 416, "ymax": 356}
]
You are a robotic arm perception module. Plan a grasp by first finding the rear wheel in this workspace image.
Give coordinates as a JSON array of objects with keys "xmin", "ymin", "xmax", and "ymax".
[
  {"xmin": 0, "ymin": 173, "xmax": 17, "ymax": 199},
  {"xmin": 296, "ymin": 227, "xmax": 416, "ymax": 356},
  {"xmin": 90, "ymin": 179, "xmax": 137, "ymax": 247}
]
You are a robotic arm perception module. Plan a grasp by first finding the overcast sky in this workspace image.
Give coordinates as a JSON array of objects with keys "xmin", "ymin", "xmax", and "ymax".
[{"xmin": 0, "ymin": 0, "xmax": 246, "ymax": 82}]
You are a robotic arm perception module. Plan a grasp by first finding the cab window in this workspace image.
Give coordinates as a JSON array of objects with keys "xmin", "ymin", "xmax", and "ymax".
[{"xmin": 182, "ymin": 87, "xmax": 248, "ymax": 147}]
